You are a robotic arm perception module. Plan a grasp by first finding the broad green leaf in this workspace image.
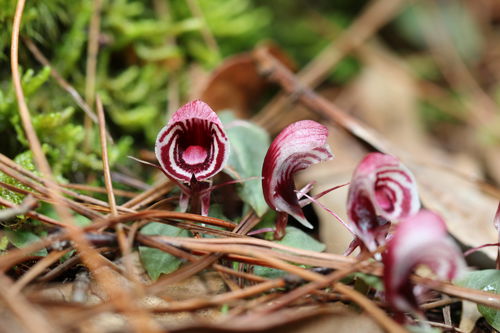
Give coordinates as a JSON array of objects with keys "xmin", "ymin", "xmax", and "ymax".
[
  {"xmin": 254, "ymin": 227, "xmax": 325, "ymax": 278},
  {"xmin": 139, "ymin": 222, "xmax": 190, "ymax": 280},
  {"xmin": 220, "ymin": 111, "xmax": 270, "ymax": 217},
  {"xmin": 456, "ymin": 270, "xmax": 500, "ymax": 330},
  {"xmin": 5, "ymin": 231, "xmax": 48, "ymax": 256}
]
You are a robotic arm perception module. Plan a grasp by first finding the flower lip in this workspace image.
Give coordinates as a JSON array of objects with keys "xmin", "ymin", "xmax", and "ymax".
[
  {"xmin": 262, "ymin": 120, "xmax": 334, "ymax": 228},
  {"xmin": 346, "ymin": 152, "xmax": 420, "ymax": 251},
  {"xmin": 155, "ymin": 100, "xmax": 229, "ymax": 183},
  {"xmin": 183, "ymin": 145, "xmax": 208, "ymax": 165}
]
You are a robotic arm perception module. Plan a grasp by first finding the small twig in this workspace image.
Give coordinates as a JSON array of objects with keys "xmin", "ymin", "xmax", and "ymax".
[
  {"xmin": 22, "ymin": 37, "xmax": 101, "ymax": 129},
  {"xmin": 0, "ymin": 194, "xmax": 38, "ymax": 221},
  {"xmin": 421, "ymin": 297, "xmax": 459, "ymax": 310},
  {"xmin": 121, "ymin": 179, "xmax": 173, "ymax": 210},
  {"xmin": 83, "ymin": 0, "xmax": 104, "ymax": 151},
  {"xmin": 415, "ymin": 276, "xmax": 500, "ymax": 309},
  {"xmin": 11, "ymin": 3, "xmax": 159, "ymax": 330},
  {"xmin": 253, "ymin": 47, "xmax": 393, "ymax": 154},
  {"xmin": 0, "ymin": 196, "xmax": 64, "ymax": 227},
  {"xmin": 97, "ymin": 97, "xmax": 118, "ymax": 217},
  {"xmin": 253, "ymin": 0, "xmax": 405, "ymax": 129},
  {"xmin": 62, "ymin": 183, "xmax": 137, "ymax": 198},
  {"xmin": 97, "ymin": 96, "xmax": 145, "ymax": 293},
  {"xmin": 416, "ymin": 320, "xmax": 465, "ymax": 333},
  {"xmin": 152, "ymin": 279, "xmax": 284, "ymax": 313}
]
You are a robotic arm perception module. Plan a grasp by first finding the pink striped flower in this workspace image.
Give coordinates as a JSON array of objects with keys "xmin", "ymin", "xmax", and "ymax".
[
  {"xmin": 155, "ymin": 100, "xmax": 229, "ymax": 215},
  {"xmin": 262, "ymin": 120, "xmax": 333, "ymax": 239},
  {"xmin": 382, "ymin": 210, "xmax": 465, "ymax": 319},
  {"xmin": 346, "ymin": 153, "xmax": 420, "ymax": 253}
]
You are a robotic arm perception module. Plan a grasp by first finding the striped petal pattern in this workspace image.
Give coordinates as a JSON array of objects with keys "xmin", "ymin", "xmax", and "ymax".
[
  {"xmin": 155, "ymin": 100, "xmax": 229, "ymax": 183},
  {"xmin": 346, "ymin": 153, "xmax": 420, "ymax": 251},
  {"xmin": 382, "ymin": 210, "xmax": 465, "ymax": 316},
  {"xmin": 262, "ymin": 120, "xmax": 333, "ymax": 229}
]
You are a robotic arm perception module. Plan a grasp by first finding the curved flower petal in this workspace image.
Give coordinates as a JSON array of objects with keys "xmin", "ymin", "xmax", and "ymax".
[
  {"xmin": 262, "ymin": 120, "xmax": 333, "ymax": 229},
  {"xmin": 382, "ymin": 210, "xmax": 466, "ymax": 316},
  {"xmin": 346, "ymin": 152, "xmax": 420, "ymax": 251},
  {"xmin": 155, "ymin": 100, "xmax": 229, "ymax": 182}
]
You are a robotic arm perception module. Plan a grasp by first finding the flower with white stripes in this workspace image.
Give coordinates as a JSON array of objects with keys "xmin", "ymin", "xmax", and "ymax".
[
  {"xmin": 346, "ymin": 152, "xmax": 420, "ymax": 253},
  {"xmin": 262, "ymin": 120, "xmax": 333, "ymax": 239},
  {"xmin": 155, "ymin": 100, "xmax": 229, "ymax": 215}
]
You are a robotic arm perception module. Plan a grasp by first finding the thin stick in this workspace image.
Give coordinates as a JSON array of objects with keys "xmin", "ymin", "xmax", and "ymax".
[
  {"xmin": 152, "ymin": 279, "xmax": 284, "ymax": 312},
  {"xmin": 22, "ymin": 37, "xmax": 99, "ymax": 127},
  {"xmin": 0, "ymin": 196, "xmax": 64, "ymax": 227},
  {"xmin": 97, "ymin": 96, "xmax": 143, "ymax": 292},
  {"xmin": 62, "ymin": 183, "xmax": 137, "ymax": 198},
  {"xmin": 186, "ymin": 0, "xmax": 220, "ymax": 56},
  {"xmin": 253, "ymin": 0, "xmax": 405, "ymax": 129},
  {"xmin": 253, "ymin": 47, "xmax": 393, "ymax": 154},
  {"xmin": 97, "ymin": 96, "xmax": 117, "ymax": 217},
  {"xmin": 84, "ymin": 0, "xmax": 103, "ymax": 151},
  {"xmin": 11, "ymin": 2, "xmax": 159, "ymax": 331},
  {"xmin": 0, "ymin": 194, "xmax": 38, "ymax": 221},
  {"xmin": 85, "ymin": 0, "xmax": 102, "ymax": 109},
  {"xmin": 122, "ymin": 180, "xmax": 173, "ymax": 210},
  {"xmin": 240, "ymin": 253, "xmax": 406, "ymax": 333}
]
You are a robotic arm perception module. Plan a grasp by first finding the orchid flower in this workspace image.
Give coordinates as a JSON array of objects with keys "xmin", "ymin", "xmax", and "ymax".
[
  {"xmin": 382, "ymin": 210, "xmax": 466, "ymax": 320},
  {"xmin": 345, "ymin": 152, "xmax": 420, "ymax": 254},
  {"xmin": 262, "ymin": 120, "xmax": 333, "ymax": 239},
  {"xmin": 155, "ymin": 100, "xmax": 229, "ymax": 215}
]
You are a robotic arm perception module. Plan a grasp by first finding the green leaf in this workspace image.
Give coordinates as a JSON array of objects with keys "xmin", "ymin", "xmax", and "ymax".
[
  {"xmin": 350, "ymin": 272, "xmax": 383, "ymax": 291},
  {"xmin": 0, "ymin": 151, "xmax": 37, "ymax": 206},
  {"xmin": 220, "ymin": 111, "xmax": 270, "ymax": 217},
  {"xmin": 277, "ymin": 226, "xmax": 325, "ymax": 252},
  {"xmin": 254, "ymin": 227, "xmax": 325, "ymax": 278},
  {"xmin": 5, "ymin": 231, "xmax": 48, "ymax": 256},
  {"xmin": 139, "ymin": 222, "xmax": 190, "ymax": 280},
  {"xmin": 456, "ymin": 270, "xmax": 500, "ymax": 330}
]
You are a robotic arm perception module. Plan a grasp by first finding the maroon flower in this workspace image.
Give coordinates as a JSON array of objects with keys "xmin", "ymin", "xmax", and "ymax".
[
  {"xmin": 262, "ymin": 120, "xmax": 333, "ymax": 239},
  {"xmin": 155, "ymin": 100, "xmax": 229, "ymax": 215},
  {"xmin": 382, "ymin": 210, "xmax": 465, "ymax": 320},
  {"xmin": 346, "ymin": 153, "xmax": 420, "ymax": 253}
]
